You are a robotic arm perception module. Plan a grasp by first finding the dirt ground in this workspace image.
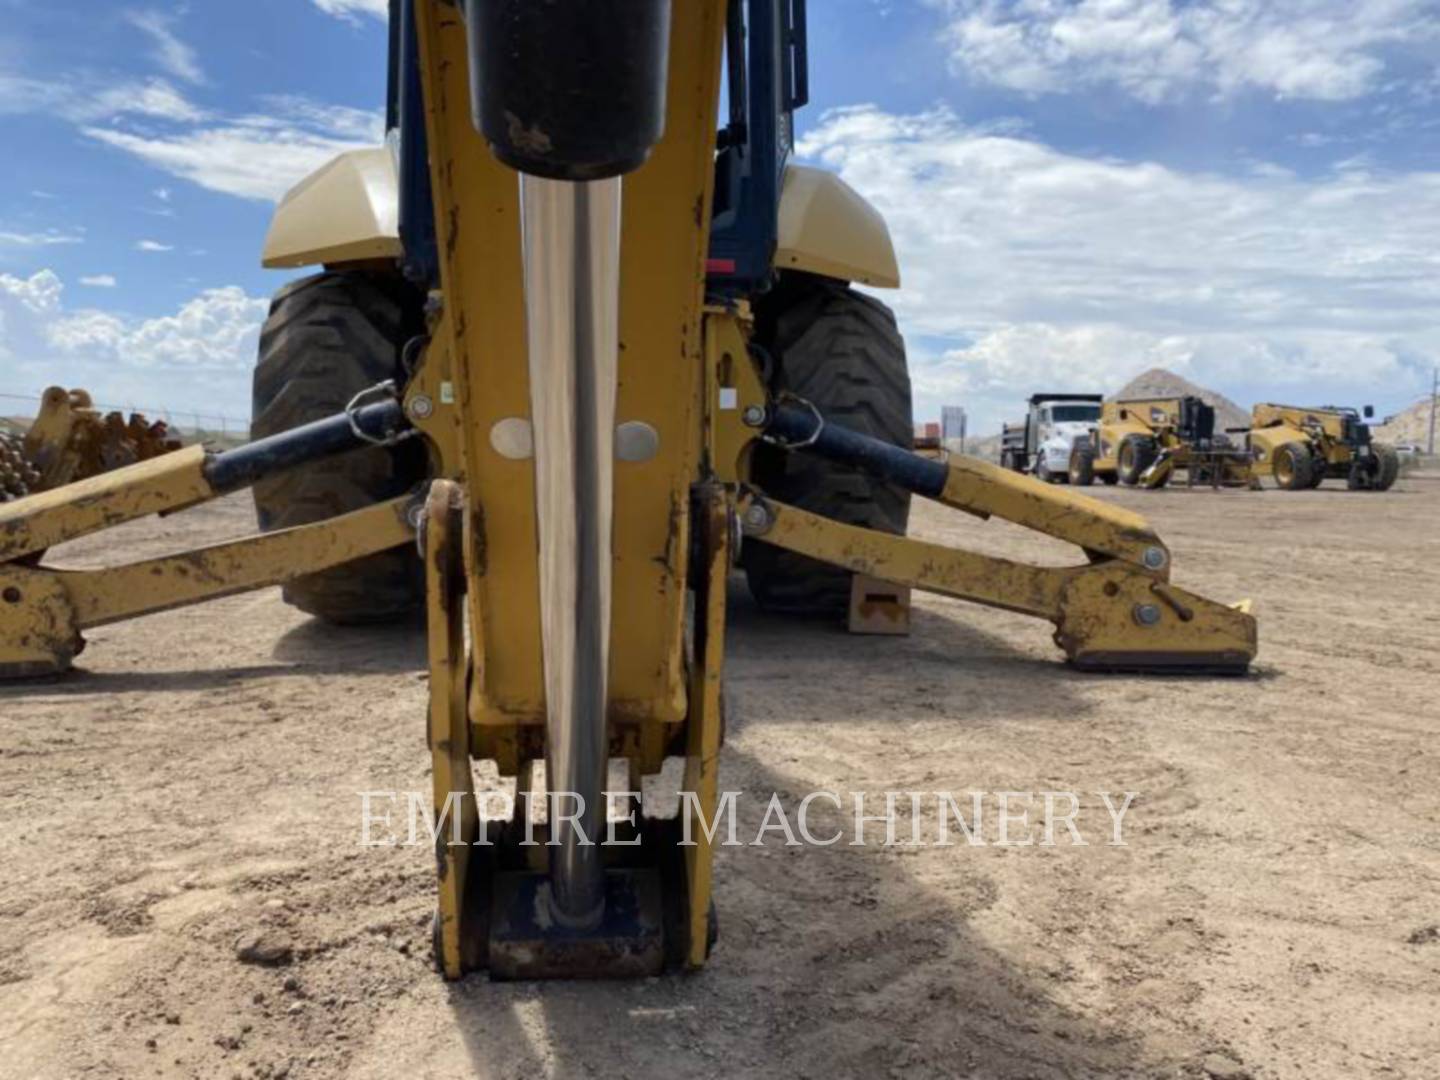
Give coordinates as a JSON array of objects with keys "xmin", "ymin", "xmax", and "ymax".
[{"xmin": 2, "ymin": 473, "xmax": 1438, "ymax": 1080}]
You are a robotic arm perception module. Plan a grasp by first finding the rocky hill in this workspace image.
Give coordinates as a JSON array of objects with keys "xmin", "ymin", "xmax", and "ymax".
[
  {"xmin": 1111, "ymin": 368, "xmax": 1250, "ymax": 433},
  {"xmin": 1374, "ymin": 396, "xmax": 1435, "ymax": 447}
]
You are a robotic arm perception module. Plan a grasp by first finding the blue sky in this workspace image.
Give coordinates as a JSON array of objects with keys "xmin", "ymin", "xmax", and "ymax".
[{"xmin": 2, "ymin": 0, "xmax": 1439, "ymax": 433}]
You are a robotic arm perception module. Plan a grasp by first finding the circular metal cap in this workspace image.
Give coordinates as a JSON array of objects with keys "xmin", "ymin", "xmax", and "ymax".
[
  {"xmin": 615, "ymin": 421, "xmax": 660, "ymax": 463},
  {"xmin": 489, "ymin": 417, "xmax": 534, "ymax": 460},
  {"xmin": 1133, "ymin": 603, "xmax": 1163, "ymax": 627}
]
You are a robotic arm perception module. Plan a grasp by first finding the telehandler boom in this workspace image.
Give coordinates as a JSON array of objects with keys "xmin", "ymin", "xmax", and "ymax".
[{"xmin": 0, "ymin": 0, "xmax": 1256, "ymax": 980}]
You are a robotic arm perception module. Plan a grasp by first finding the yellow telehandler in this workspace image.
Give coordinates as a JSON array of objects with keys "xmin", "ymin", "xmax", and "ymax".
[
  {"xmin": 0, "ymin": 0, "xmax": 1256, "ymax": 979},
  {"xmin": 1246, "ymin": 403, "xmax": 1399, "ymax": 491}
]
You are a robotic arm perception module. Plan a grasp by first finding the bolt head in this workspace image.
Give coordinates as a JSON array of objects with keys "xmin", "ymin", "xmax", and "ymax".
[
  {"xmin": 408, "ymin": 395, "xmax": 435, "ymax": 421},
  {"xmin": 743, "ymin": 504, "xmax": 770, "ymax": 530},
  {"xmin": 1142, "ymin": 546, "xmax": 1168, "ymax": 571},
  {"xmin": 742, "ymin": 405, "xmax": 767, "ymax": 428},
  {"xmin": 1134, "ymin": 603, "xmax": 1163, "ymax": 627}
]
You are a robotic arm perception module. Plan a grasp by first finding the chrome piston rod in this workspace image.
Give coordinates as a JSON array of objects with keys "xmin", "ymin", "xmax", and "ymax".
[{"xmin": 520, "ymin": 175, "xmax": 622, "ymax": 927}]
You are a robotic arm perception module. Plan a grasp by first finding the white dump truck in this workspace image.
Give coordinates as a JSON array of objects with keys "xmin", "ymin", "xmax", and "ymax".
[{"xmin": 1000, "ymin": 394, "xmax": 1103, "ymax": 483}]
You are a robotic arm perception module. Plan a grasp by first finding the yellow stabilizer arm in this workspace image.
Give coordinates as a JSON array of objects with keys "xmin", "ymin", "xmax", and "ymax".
[{"xmin": 742, "ymin": 406, "xmax": 1256, "ymax": 673}]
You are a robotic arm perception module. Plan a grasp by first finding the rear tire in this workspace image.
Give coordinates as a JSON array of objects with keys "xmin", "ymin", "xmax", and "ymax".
[
  {"xmin": 1069, "ymin": 440, "xmax": 1096, "ymax": 486},
  {"xmin": 1273, "ymin": 442, "xmax": 1314, "ymax": 491},
  {"xmin": 742, "ymin": 274, "xmax": 913, "ymax": 616},
  {"xmin": 251, "ymin": 270, "xmax": 428, "ymax": 624},
  {"xmin": 1117, "ymin": 435, "xmax": 1157, "ymax": 486},
  {"xmin": 1374, "ymin": 443, "xmax": 1400, "ymax": 491},
  {"xmin": 1347, "ymin": 444, "xmax": 1399, "ymax": 492}
]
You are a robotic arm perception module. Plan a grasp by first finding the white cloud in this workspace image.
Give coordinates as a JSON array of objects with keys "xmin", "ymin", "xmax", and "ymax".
[
  {"xmin": 0, "ymin": 71, "xmax": 207, "ymax": 123},
  {"xmin": 1, "ymin": 270, "xmax": 64, "ymax": 314},
  {"xmin": 3, "ymin": 63, "xmax": 371, "ymax": 205},
  {"xmin": 312, "ymin": 0, "xmax": 389, "ymax": 21},
  {"xmin": 83, "ymin": 98, "xmax": 385, "ymax": 202},
  {"xmin": 934, "ymin": 0, "xmax": 1440, "ymax": 104},
  {"xmin": 135, "ymin": 240, "xmax": 174, "ymax": 253},
  {"xmin": 94, "ymin": 78, "xmax": 208, "ymax": 123},
  {"xmin": 258, "ymin": 96, "xmax": 386, "ymax": 141},
  {"xmin": 79, "ymin": 275, "xmax": 118, "ymax": 288},
  {"xmin": 798, "ymin": 105, "xmax": 1440, "ymax": 428},
  {"xmin": 127, "ymin": 9, "xmax": 205, "ymax": 85},
  {"xmin": 0, "ymin": 72, "xmax": 71, "ymax": 116},
  {"xmin": 0, "ymin": 270, "xmax": 266, "ymax": 419},
  {"xmin": 0, "ymin": 228, "xmax": 84, "ymax": 247}
]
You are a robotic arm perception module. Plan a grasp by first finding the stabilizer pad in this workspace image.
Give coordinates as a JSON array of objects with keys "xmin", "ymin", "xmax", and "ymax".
[{"xmin": 488, "ymin": 868, "xmax": 665, "ymax": 980}]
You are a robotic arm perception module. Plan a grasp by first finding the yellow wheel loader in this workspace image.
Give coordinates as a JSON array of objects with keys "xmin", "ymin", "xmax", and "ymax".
[
  {"xmin": 0, "ymin": 0, "xmax": 1257, "ymax": 980},
  {"xmin": 1070, "ymin": 395, "xmax": 1253, "ymax": 490},
  {"xmin": 1246, "ymin": 403, "xmax": 1399, "ymax": 491}
]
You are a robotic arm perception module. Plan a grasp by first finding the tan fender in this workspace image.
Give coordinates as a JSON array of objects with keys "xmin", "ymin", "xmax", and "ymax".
[
  {"xmin": 261, "ymin": 148, "xmax": 403, "ymax": 269},
  {"xmin": 775, "ymin": 164, "xmax": 900, "ymax": 288}
]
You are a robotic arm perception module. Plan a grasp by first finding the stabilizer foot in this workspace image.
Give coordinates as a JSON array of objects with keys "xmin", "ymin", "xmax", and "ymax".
[{"xmin": 488, "ymin": 869, "xmax": 665, "ymax": 980}]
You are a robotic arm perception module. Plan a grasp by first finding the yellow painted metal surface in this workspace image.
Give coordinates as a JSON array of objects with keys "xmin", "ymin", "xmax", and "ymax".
[
  {"xmin": 402, "ymin": 323, "xmax": 464, "ymax": 482},
  {"xmin": 261, "ymin": 148, "xmax": 403, "ymax": 269},
  {"xmin": 682, "ymin": 484, "xmax": 730, "ymax": 968},
  {"xmin": 747, "ymin": 494, "xmax": 1068, "ymax": 618},
  {"xmin": 1055, "ymin": 569, "xmax": 1256, "ymax": 670},
  {"xmin": 423, "ymin": 481, "xmax": 478, "ymax": 981},
  {"xmin": 938, "ymin": 453, "xmax": 1165, "ymax": 567},
  {"xmin": 61, "ymin": 496, "xmax": 415, "ymax": 628},
  {"xmin": 0, "ymin": 444, "xmax": 211, "ymax": 563},
  {"xmin": 414, "ymin": 6, "xmax": 542, "ymax": 735},
  {"xmin": 776, "ymin": 165, "xmax": 901, "ymax": 288},
  {"xmin": 0, "ymin": 565, "xmax": 81, "ymax": 678},
  {"xmin": 1, "ymin": 495, "xmax": 415, "ymax": 678},
  {"xmin": 703, "ymin": 306, "xmax": 766, "ymax": 483},
  {"xmin": 415, "ymin": 1, "xmax": 728, "ymax": 751}
]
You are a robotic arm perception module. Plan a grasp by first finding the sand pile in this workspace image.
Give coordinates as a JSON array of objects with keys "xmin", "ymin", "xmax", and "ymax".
[{"xmin": 1374, "ymin": 396, "xmax": 1435, "ymax": 447}]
